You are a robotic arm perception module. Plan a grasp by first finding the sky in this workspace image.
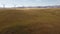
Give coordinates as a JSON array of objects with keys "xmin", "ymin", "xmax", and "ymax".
[{"xmin": 0, "ymin": 0, "xmax": 60, "ymax": 7}]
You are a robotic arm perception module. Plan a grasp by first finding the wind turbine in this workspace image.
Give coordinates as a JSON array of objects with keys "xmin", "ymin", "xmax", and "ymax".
[
  {"xmin": 13, "ymin": 0, "xmax": 17, "ymax": 8},
  {"xmin": 14, "ymin": 4, "xmax": 16, "ymax": 8},
  {"xmin": 2, "ymin": 4, "xmax": 5, "ymax": 8}
]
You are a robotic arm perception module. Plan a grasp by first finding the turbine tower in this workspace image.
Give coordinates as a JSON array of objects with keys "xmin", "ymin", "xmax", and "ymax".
[
  {"xmin": 3, "ymin": 4, "xmax": 5, "ymax": 8},
  {"xmin": 14, "ymin": 4, "xmax": 16, "ymax": 8}
]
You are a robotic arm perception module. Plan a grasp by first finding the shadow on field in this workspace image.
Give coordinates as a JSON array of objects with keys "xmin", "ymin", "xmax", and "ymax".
[
  {"xmin": 1, "ymin": 22, "xmax": 60, "ymax": 34},
  {"xmin": 0, "ymin": 25, "xmax": 29, "ymax": 34}
]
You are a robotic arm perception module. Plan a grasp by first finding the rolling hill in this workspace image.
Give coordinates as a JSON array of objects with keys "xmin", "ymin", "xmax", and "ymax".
[{"xmin": 0, "ymin": 8, "xmax": 60, "ymax": 34}]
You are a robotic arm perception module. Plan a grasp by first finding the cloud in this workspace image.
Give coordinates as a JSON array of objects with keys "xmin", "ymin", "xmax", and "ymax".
[{"xmin": 0, "ymin": 0, "xmax": 60, "ymax": 7}]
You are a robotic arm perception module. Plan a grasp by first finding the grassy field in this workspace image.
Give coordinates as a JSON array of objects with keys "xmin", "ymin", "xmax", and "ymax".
[{"xmin": 0, "ymin": 8, "xmax": 60, "ymax": 34}]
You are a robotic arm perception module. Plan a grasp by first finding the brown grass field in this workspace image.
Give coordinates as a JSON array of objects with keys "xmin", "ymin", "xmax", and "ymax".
[{"xmin": 0, "ymin": 8, "xmax": 60, "ymax": 34}]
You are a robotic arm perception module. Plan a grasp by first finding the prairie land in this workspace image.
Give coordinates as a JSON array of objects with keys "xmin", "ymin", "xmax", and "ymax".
[{"xmin": 0, "ymin": 8, "xmax": 60, "ymax": 34}]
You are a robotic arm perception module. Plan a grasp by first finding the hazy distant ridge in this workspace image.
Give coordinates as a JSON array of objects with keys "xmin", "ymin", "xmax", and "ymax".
[{"xmin": 16, "ymin": 5, "xmax": 60, "ymax": 8}]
